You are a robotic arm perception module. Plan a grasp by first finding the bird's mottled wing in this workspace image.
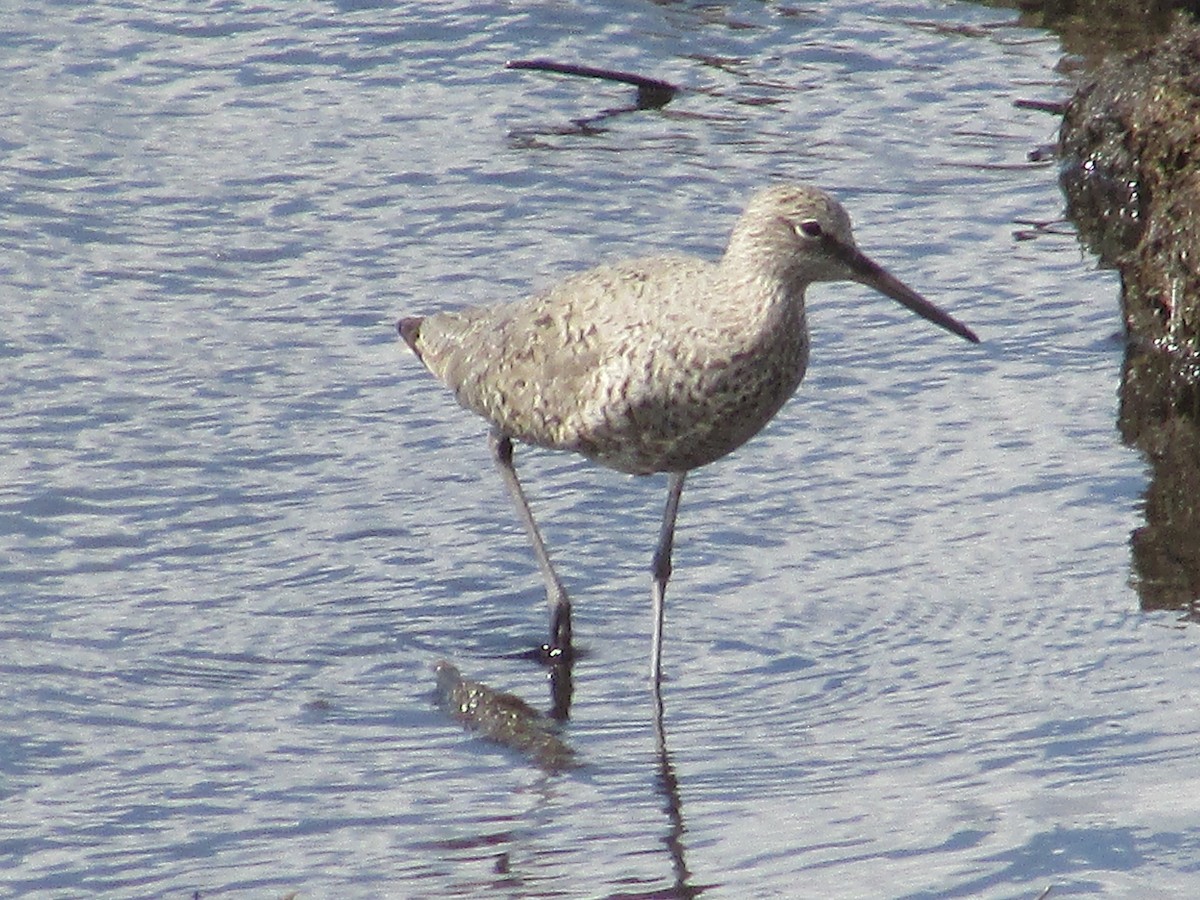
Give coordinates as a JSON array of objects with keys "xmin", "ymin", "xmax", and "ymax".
[{"xmin": 414, "ymin": 256, "xmax": 716, "ymax": 453}]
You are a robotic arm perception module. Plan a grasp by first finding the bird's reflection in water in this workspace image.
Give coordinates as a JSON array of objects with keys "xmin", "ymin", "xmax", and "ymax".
[{"xmin": 431, "ymin": 659, "xmax": 704, "ymax": 896}]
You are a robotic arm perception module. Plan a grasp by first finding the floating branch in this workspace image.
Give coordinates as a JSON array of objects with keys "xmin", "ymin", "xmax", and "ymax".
[
  {"xmin": 1014, "ymin": 98, "xmax": 1069, "ymax": 115},
  {"xmin": 506, "ymin": 58, "xmax": 679, "ymax": 109}
]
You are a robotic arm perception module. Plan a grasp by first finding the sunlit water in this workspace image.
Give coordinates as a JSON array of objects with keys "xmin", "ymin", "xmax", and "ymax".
[{"xmin": 2, "ymin": 1, "xmax": 1198, "ymax": 897}]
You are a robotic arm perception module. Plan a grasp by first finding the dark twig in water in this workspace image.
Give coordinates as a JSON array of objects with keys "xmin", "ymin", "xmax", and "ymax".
[
  {"xmin": 506, "ymin": 58, "xmax": 679, "ymax": 109},
  {"xmin": 1012, "ymin": 217, "xmax": 1075, "ymax": 242},
  {"xmin": 1027, "ymin": 143, "xmax": 1058, "ymax": 164},
  {"xmin": 1015, "ymin": 98, "xmax": 1069, "ymax": 115}
]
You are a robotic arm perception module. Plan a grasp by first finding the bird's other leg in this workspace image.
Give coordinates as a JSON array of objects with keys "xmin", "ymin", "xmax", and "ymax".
[
  {"xmin": 489, "ymin": 429, "xmax": 573, "ymax": 662},
  {"xmin": 650, "ymin": 472, "xmax": 687, "ymax": 688}
]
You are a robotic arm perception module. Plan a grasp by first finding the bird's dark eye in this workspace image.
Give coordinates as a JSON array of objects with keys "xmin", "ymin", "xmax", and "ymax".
[{"xmin": 797, "ymin": 220, "xmax": 823, "ymax": 238}]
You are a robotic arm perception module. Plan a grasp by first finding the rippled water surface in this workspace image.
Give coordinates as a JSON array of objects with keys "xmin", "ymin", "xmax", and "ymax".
[{"xmin": 3, "ymin": 1, "xmax": 1198, "ymax": 897}]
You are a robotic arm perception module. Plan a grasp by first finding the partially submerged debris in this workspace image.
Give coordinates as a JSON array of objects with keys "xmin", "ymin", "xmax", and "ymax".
[{"xmin": 433, "ymin": 661, "xmax": 577, "ymax": 773}]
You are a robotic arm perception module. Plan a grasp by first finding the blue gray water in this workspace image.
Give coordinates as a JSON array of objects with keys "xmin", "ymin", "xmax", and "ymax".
[{"xmin": 2, "ymin": 1, "xmax": 1198, "ymax": 897}]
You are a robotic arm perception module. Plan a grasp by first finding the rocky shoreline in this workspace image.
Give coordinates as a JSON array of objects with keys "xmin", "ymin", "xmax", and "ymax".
[{"xmin": 1031, "ymin": 4, "xmax": 1200, "ymax": 613}]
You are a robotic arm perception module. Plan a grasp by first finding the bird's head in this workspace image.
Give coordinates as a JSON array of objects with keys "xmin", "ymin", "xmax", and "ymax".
[{"xmin": 726, "ymin": 183, "xmax": 979, "ymax": 344}]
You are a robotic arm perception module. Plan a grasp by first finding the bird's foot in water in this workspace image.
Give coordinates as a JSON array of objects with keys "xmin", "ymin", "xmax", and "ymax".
[
  {"xmin": 514, "ymin": 640, "xmax": 574, "ymax": 665},
  {"xmin": 536, "ymin": 604, "xmax": 573, "ymax": 665},
  {"xmin": 512, "ymin": 641, "xmax": 573, "ymax": 719},
  {"xmin": 539, "ymin": 642, "xmax": 572, "ymax": 664}
]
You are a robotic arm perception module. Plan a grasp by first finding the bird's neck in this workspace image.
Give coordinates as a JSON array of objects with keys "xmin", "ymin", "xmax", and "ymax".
[{"xmin": 716, "ymin": 248, "xmax": 809, "ymax": 338}]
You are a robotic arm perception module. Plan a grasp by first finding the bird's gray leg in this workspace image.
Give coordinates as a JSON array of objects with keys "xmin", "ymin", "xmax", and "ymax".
[
  {"xmin": 489, "ymin": 429, "xmax": 572, "ymax": 660},
  {"xmin": 650, "ymin": 472, "xmax": 687, "ymax": 687}
]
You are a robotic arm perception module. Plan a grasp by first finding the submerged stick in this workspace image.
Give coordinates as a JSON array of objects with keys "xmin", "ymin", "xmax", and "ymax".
[{"xmin": 433, "ymin": 661, "xmax": 577, "ymax": 772}]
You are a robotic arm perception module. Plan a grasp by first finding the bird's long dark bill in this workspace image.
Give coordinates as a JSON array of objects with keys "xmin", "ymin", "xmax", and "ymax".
[{"xmin": 832, "ymin": 238, "xmax": 980, "ymax": 344}]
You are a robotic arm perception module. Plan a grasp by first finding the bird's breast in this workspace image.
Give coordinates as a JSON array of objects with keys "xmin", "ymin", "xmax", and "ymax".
[{"xmin": 570, "ymin": 302, "xmax": 811, "ymax": 474}]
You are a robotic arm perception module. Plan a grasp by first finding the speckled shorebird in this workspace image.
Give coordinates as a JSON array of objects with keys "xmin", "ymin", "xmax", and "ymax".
[{"xmin": 398, "ymin": 183, "xmax": 978, "ymax": 685}]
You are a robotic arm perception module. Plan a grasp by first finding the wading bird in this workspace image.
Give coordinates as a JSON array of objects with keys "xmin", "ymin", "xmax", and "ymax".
[{"xmin": 398, "ymin": 183, "xmax": 978, "ymax": 686}]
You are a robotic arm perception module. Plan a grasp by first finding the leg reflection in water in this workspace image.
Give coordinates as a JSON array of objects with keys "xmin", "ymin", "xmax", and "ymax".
[{"xmin": 652, "ymin": 682, "xmax": 704, "ymax": 898}]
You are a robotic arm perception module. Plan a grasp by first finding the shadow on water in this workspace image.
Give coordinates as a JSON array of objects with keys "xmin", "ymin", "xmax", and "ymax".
[{"xmin": 431, "ymin": 659, "xmax": 708, "ymax": 897}]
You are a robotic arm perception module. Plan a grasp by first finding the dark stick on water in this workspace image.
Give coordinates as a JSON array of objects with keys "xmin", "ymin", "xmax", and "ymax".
[{"xmin": 506, "ymin": 58, "xmax": 678, "ymax": 109}]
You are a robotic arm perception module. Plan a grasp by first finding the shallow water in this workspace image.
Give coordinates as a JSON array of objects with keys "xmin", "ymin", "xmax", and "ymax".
[{"xmin": 2, "ymin": 1, "xmax": 1198, "ymax": 897}]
